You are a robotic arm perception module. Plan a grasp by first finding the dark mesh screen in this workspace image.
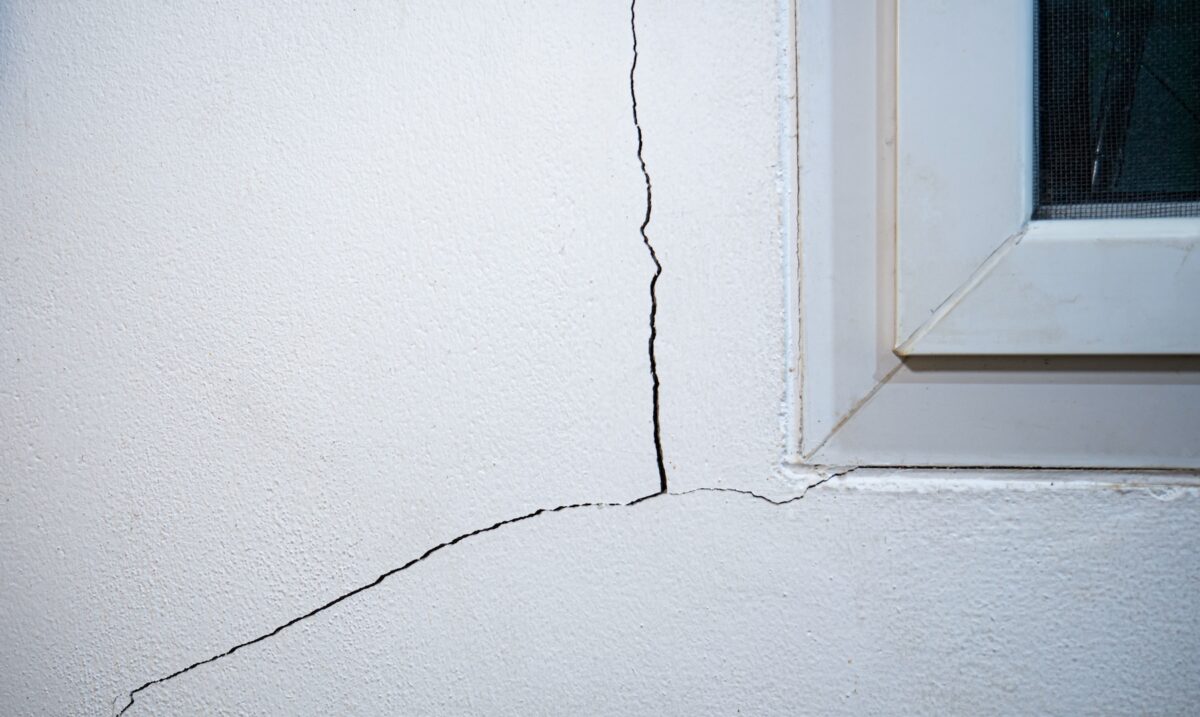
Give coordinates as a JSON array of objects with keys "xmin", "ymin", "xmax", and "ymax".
[{"xmin": 1036, "ymin": 0, "xmax": 1200, "ymax": 219}]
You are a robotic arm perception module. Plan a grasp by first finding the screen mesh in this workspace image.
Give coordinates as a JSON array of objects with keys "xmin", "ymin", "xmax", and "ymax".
[{"xmin": 1036, "ymin": 0, "xmax": 1200, "ymax": 219}]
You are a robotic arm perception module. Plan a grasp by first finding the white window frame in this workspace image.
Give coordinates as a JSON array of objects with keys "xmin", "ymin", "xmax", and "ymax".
[
  {"xmin": 894, "ymin": 0, "xmax": 1200, "ymax": 356},
  {"xmin": 793, "ymin": 0, "xmax": 1200, "ymax": 468}
]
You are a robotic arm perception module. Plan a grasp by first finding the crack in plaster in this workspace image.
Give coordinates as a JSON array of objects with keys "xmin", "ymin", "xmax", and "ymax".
[
  {"xmin": 673, "ymin": 466, "xmax": 854, "ymax": 505},
  {"xmin": 673, "ymin": 485, "xmax": 817, "ymax": 506},
  {"xmin": 115, "ymin": 3, "xmax": 667, "ymax": 713},
  {"xmin": 113, "ymin": 498, "xmax": 658, "ymax": 716},
  {"xmin": 630, "ymin": 0, "xmax": 668, "ymax": 495}
]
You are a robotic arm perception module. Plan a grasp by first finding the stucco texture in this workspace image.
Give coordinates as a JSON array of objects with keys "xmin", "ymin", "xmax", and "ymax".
[
  {"xmin": 2, "ymin": 0, "xmax": 1199, "ymax": 715},
  {"xmin": 116, "ymin": 485, "xmax": 1200, "ymax": 715},
  {"xmin": 1, "ymin": 1, "xmax": 654, "ymax": 713}
]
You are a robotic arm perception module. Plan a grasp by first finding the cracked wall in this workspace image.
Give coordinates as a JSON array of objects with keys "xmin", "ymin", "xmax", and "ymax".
[
  {"xmin": 112, "ymin": 485, "xmax": 1200, "ymax": 715},
  {"xmin": 2, "ymin": 1, "xmax": 660, "ymax": 714},
  {"xmin": 3, "ymin": 0, "xmax": 1200, "ymax": 715}
]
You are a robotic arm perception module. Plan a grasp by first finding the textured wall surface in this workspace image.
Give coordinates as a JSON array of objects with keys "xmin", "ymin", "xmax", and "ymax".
[
  {"xmin": 2, "ymin": 1, "xmax": 1198, "ymax": 715},
  {"xmin": 130, "ymin": 482, "xmax": 1200, "ymax": 716},
  {"xmin": 1, "ymin": 2, "xmax": 656, "ymax": 713}
]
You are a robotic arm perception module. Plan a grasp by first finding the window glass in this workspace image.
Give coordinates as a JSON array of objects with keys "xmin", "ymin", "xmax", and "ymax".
[{"xmin": 1036, "ymin": 0, "xmax": 1200, "ymax": 218}]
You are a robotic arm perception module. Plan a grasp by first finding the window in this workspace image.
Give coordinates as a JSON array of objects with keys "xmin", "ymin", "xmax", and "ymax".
[
  {"xmin": 892, "ymin": 0, "xmax": 1200, "ymax": 355},
  {"xmin": 794, "ymin": 0, "xmax": 1200, "ymax": 467},
  {"xmin": 1037, "ymin": 0, "xmax": 1200, "ymax": 219}
]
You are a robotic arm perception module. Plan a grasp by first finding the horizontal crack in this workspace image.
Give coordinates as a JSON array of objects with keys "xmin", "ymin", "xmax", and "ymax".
[
  {"xmin": 670, "ymin": 468, "xmax": 854, "ymax": 505},
  {"xmin": 672, "ymin": 486, "xmax": 811, "ymax": 505}
]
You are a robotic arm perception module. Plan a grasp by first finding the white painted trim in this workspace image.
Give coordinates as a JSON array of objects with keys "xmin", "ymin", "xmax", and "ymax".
[
  {"xmin": 779, "ymin": 0, "xmax": 802, "ymax": 463},
  {"xmin": 1028, "ymin": 218, "xmax": 1200, "ymax": 243},
  {"xmin": 796, "ymin": 0, "xmax": 901, "ymax": 459},
  {"xmin": 900, "ymin": 219, "xmax": 1200, "ymax": 355},
  {"xmin": 894, "ymin": 0, "xmax": 1200, "ymax": 355},
  {"xmin": 828, "ymin": 469, "xmax": 1200, "ymax": 495},
  {"xmin": 731, "ymin": 463, "xmax": 1200, "ymax": 503},
  {"xmin": 895, "ymin": 0, "xmax": 1033, "ymax": 351},
  {"xmin": 792, "ymin": 0, "xmax": 1200, "ymax": 469}
]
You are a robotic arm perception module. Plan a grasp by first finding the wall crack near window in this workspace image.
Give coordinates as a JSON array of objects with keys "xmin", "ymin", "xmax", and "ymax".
[
  {"xmin": 672, "ymin": 467, "xmax": 855, "ymax": 505},
  {"xmin": 113, "ymin": 498, "xmax": 663, "ymax": 716},
  {"xmin": 114, "ymin": 4, "xmax": 667, "ymax": 714},
  {"xmin": 630, "ymin": 0, "xmax": 668, "ymax": 494}
]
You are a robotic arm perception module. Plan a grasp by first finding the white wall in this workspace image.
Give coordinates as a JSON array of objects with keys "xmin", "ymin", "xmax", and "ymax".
[{"xmin": 1, "ymin": 1, "xmax": 1197, "ymax": 715}]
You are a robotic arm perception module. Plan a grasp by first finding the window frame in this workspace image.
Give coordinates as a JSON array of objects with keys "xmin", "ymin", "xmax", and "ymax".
[
  {"xmin": 793, "ymin": 0, "xmax": 1200, "ymax": 468},
  {"xmin": 893, "ymin": 0, "xmax": 1200, "ymax": 356}
]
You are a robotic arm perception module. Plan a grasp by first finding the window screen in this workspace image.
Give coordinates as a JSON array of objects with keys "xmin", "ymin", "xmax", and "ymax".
[{"xmin": 1036, "ymin": 0, "xmax": 1200, "ymax": 219}]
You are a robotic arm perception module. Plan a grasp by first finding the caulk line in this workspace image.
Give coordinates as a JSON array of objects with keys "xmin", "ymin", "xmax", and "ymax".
[
  {"xmin": 631, "ymin": 0, "xmax": 667, "ymax": 494},
  {"xmin": 117, "ymin": 5, "xmax": 668, "ymax": 714}
]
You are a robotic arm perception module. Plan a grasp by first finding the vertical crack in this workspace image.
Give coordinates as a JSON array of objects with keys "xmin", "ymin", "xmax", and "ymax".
[
  {"xmin": 114, "ymin": 7, "xmax": 668, "ymax": 715},
  {"xmin": 630, "ymin": 0, "xmax": 668, "ymax": 495}
]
